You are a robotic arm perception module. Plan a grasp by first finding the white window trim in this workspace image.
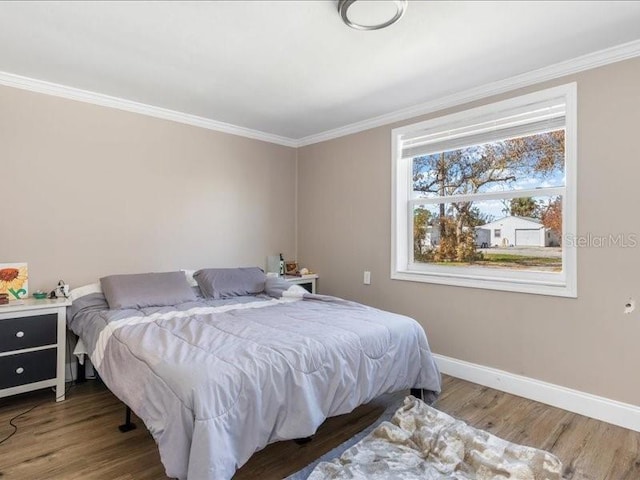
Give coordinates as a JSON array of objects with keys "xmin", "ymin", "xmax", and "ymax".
[{"xmin": 391, "ymin": 83, "xmax": 577, "ymax": 298}]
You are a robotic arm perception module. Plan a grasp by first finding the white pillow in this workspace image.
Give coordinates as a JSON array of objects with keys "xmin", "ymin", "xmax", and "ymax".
[
  {"xmin": 181, "ymin": 269, "xmax": 199, "ymax": 287},
  {"xmin": 69, "ymin": 282, "xmax": 102, "ymax": 302}
]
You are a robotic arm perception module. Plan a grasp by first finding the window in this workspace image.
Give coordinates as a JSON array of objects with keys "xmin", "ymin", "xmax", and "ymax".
[{"xmin": 392, "ymin": 84, "xmax": 576, "ymax": 297}]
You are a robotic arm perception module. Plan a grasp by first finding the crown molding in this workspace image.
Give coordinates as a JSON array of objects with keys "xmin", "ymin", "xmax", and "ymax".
[
  {"xmin": 2, "ymin": 39, "xmax": 639, "ymax": 149},
  {"xmin": 0, "ymin": 71, "xmax": 298, "ymax": 148},
  {"xmin": 296, "ymin": 38, "xmax": 640, "ymax": 147}
]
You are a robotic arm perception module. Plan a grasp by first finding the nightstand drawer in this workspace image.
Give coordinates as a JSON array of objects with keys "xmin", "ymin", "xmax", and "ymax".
[
  {"xmin": 0, "ymin": 349, "xmax": 57, "ymax": 389},
  {"xmin": 0, "ymin": 314, "xmax": 57, "ymax": 353}
]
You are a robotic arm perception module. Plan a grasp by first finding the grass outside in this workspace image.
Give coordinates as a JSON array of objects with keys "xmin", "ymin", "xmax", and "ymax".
[
  {"xmin": 422, "ymin": 253, "xmax": 562, "ymax": 272},
  {"xmin": 477, "ymin": 253, "xmax": 561, "ymax": 271}
]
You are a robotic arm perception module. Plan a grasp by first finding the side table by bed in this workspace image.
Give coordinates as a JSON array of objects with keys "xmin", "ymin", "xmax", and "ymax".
[
  {"xmin": 284, "ymin": 274, "xmax": 318, "ymax": 294},
  {"xmin": 0, "ymin": 298, "xmax": 70, "ymax": 402}
]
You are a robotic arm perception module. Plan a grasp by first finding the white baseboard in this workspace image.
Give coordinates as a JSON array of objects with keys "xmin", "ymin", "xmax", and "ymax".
[{"xmin": 433, "ymin": 353, "xmax": 640, "ymax": 433}]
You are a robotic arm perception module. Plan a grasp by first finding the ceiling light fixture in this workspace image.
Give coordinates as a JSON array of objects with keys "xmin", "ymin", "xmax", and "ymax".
[{"xmin": 338, "ymin": 0, "xmax": 407, "ymax": 31}]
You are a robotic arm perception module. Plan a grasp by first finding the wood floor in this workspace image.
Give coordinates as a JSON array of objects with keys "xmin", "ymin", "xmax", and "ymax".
[{"xmin": 0, "ymin": 375, "xmax": 638, "ymax": 479}]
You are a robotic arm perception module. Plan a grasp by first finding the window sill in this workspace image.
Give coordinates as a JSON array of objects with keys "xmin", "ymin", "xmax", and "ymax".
[{"xmin": 391, "ymin": 269, "xmax": 576, "ymax": 298}]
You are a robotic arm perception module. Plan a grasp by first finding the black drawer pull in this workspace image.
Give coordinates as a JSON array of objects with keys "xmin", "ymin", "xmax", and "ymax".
[
  {"xmin": 16, "ymin": 331, "xmax": 25, "ymax": 338},
  {"xmin": 16, "ymin": 367, "xmax": 24, "ymax": 374}
]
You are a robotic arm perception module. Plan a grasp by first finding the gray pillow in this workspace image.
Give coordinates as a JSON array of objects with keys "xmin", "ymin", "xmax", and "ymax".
[
  {"xmin": 100, "ymin": 271, "xmax": 197, "ymax": 309},
  {"xmin": 194, "ymin": 267, "xmax": 266, "ymax": 299}
]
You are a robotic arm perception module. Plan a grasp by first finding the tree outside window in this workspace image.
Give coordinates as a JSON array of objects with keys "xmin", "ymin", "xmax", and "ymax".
[{"xmin": 392, "ymin": 83, "xmax": 576, "ymax": 296}]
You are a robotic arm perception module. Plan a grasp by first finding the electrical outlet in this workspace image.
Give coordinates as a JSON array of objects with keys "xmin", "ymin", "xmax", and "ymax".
[{"xmin": 363, "ymin": 271, "xmax": 371, "ymax": 285}]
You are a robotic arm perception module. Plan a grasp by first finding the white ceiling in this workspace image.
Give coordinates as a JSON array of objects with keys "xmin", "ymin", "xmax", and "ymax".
[{"xmin": 1, "ymin": 1, "xmax": 640, "ymax": 144}]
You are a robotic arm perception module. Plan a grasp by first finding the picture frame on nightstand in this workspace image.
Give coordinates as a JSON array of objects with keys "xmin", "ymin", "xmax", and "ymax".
[
  {"xmin": 284, "ymin": 261, "xmax": 298, "ymax": 276},
  {"xmin": 0, "ymin": 263, "xmax": 29, "ymax": 300}
]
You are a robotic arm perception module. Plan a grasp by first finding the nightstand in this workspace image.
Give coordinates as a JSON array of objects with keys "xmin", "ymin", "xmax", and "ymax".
[
  {"xmin": 284, "ymin": 274, "xmax": 318, "ymax": 294},
  {"xmin": 0, "ymin": 298, "xmax": 70, "ymax": 402}
]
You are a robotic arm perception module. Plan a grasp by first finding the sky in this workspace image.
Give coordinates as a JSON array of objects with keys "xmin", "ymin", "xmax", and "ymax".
[{"xmin": 412, "ymin": 131, "xmax": 565, "ymax": 221}]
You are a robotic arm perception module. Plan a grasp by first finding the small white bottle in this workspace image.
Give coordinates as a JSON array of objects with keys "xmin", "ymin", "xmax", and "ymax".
[{"xmin": 279, "ymin": 253, "xmax": 285, "ymax": 277}]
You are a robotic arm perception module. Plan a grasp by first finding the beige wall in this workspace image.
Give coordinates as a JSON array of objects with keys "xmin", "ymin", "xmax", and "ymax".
[
  {"xmin": 3, "ymin": 58, "xmax": 639, "ymax": 406},
  {"xmin": 297, "ymin": 58, "xmax": 640, "ymax": 405},
  {"xmin": 0, "ymin": 86, "xmax": 297, "ymax": 291}
]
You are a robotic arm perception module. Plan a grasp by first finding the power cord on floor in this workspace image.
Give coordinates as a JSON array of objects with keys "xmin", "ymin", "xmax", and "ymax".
[{"xmin": 0, "ymin": 340, "xmax": 76, "ymax": 445}]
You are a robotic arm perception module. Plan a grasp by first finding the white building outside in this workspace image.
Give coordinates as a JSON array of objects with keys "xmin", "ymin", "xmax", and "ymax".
[
  {"xmin": 476, "ymin": 216, "xmax": 559, "ymax": 247},
  {"xmin": 422, "ymin": 215, "xmax": 560, "ymax": 250}
]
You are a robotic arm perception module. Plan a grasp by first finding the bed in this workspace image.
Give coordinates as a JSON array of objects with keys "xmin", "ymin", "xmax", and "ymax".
[{"xmin": 66, "ymin": 269, "xmax": 441, "ymax": 480}]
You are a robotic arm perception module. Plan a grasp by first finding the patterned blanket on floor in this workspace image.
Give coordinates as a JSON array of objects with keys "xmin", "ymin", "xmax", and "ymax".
[{"xmin": 308, "ymin": 396, "xmax": 562, "ymax": 480}]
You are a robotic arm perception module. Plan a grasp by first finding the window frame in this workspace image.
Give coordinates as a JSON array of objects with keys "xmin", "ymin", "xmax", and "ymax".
[{"xmin": 391, "ymin": 84, "xmax": 577, "ymax": 297}]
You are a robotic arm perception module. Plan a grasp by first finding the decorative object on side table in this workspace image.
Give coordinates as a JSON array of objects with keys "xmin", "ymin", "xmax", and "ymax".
[
  {"xmin": 50, "ymin": 280, "xmax": 70, "ymax": 299},
  {"xmin": 285, "ymin": 261, "xmax": 299, "ymax": 276},
  {"xmin": 0, "ymin": 262, "xmax": 29, "ymax": 300}
]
